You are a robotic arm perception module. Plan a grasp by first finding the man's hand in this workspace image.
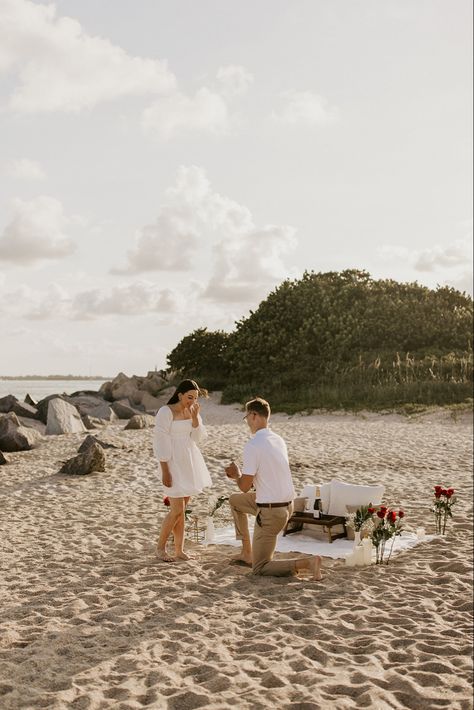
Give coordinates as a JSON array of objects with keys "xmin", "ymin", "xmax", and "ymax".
[{"xmin": 225, "ymin": 461, "xmax": 241, "ymax": 480}]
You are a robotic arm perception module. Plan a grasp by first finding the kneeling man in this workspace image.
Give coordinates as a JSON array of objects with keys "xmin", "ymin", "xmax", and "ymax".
[{"xmin": 225, "ymin": 397, "xmax": 322, "ymax": 580}]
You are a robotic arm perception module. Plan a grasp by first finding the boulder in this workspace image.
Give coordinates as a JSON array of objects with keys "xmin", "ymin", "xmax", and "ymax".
[
  {"xmin": 77, "ymin": 434, "xmax": 118, "ymax": 453},
  {"xmin": 59, "ymin": 442, "xmax": 106, "ymax": 475},
  {"xmin": 81, "ymin": 415, "xmax": 107, "ymax": 430},
  {"xmin": 111, "ymin": 400, "xmax": 143, "ymax": 419},
  {"xmin": 36, "ymin": 394, "xmax": 69, "ymax": 424},
  {"xmin": 124, "ymin": 414, "xmax": 155, "ymax": 430},
  {"xmin": 46, "ymin": 399, "xmax": 86, "ymax": 435},
  {"xmin": 0, "ymin": 451, "xmax": 9, "ymax": 465},
  {"xmin": 0, "ymin": 412, "xmax": 43, "ymax": 452},
  {"xmin": 68, "ymin": 395, "xmax": 117, "ymax": 421},
  {"xmin": 140, "ymin": 371, "xmax": 167, "ymax": 396},
  {"xmin": 18, "ymin": 417, "xmax": 47, "ymax": 436},
  {"xmin": 13, "ymin": 401, "xmax": 39, "ymax": 419},
  {"xmin": 140, "ymin": 392, "xmax": 164, "ymax": 413},
  {"xmin": 0, "ymin": 395, "xmax": 19, "ymax": 413},
  {"xmin": 24, "ymin": 393, "xmax": 38, "ymax": 407},
  {"xmin": 98, "ymin": 380, "xmax": 114, "ymax": 401}
]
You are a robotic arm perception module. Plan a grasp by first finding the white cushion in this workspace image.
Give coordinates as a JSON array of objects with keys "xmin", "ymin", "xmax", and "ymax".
[{"xmin": 327, "ymin": 479, "xmax": 385, "ymax": 517}]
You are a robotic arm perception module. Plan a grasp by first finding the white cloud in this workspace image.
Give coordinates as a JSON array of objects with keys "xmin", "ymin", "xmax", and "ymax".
[
  {"xmin": 113, "ymin": 165, "xmax": 253, "ymax": 274},
  {"xmin": 204, "ymin": 224, "xmax": 298, "ymax": 303},
  {"xmin": 272, "ymin": 90, "xmax": 340, "ymax": 125},
  {"xmin": 0, "ymin": 195, "xmax": 76, "ymax": 264},
  {"xmin": 216, "ymin": 65, "xmax": 254, "ymax": 97},
  {"xmin": 71, "ymin": 282, "xmax": 183, "ymax": 320},
  {"xmin": 142, "ymin": 87, "xmax": 229, "ymax": 140},
  {"xmin": 414, "ymin": 239, "xmax": 473, "ymax": 272},
  {"xmin": 8, "ymin": 157, "xmax": 46, "ymax": 180},
  {"xmin": 0, "ymin": 0, "xmax": 176, "ymax": 112},
  {"xmin": 113, "ymin": 166, "xmax": 298, "ymax": 304}
]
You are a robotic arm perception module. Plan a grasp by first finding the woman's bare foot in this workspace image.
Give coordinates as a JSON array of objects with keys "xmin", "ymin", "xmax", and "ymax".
[
  {"xmin": 156, "ymin": 547, "xmax": 175, "ymax": 562},
  {"xmin": 231, "ymin": 552, "xmax": 252, "ymax": 566},
  {"xmin": 308, "ymin": 555, "xmax": 323, "ymax": 581},
  {"xmin": 175, "ymin": 552, "xmax": 194, "ymax": 560}
]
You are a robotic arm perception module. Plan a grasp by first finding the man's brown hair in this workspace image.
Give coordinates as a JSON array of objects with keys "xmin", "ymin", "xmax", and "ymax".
[{"xmin": 245, "ymin": 397, "xmax": 271, "ymax": 418}]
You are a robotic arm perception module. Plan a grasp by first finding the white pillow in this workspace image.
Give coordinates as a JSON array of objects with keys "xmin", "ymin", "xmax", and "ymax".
[
  {"xmin": 298, "ymin": 483, "xmax": 331, "ymax": 514},
  {"xmin": 327, "ymin": 479, "xmax": 385, "ymax": 517}
]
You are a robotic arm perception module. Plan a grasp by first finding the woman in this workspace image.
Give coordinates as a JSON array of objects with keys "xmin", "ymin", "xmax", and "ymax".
[{"xmin": 153, "ymin": 379, "xmax": 212, "ymax": 561}]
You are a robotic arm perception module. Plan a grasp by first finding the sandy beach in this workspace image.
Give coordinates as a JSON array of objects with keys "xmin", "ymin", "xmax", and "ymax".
[{"xmin": 0, "ymin": 396, "xmax": 472, "ymax": 709}]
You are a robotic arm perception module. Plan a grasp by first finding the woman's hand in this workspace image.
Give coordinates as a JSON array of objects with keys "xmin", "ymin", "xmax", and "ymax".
[
  {"xmin": 161, "ymin": 462, "xmax": 172, "ymax": 488},
  {"xmin": 189, "ymin": 401, "xmax": 200, "ymax": 425}
]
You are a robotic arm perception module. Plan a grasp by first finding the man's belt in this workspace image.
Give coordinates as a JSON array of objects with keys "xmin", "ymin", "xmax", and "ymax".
[{"xmin": 256, "ymin": 502, "xmax": 291, "ymax": 508}]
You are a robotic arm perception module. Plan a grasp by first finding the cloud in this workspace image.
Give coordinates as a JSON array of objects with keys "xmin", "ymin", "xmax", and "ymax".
[
  {"xmin": 216, "ymin": 65, "xmax": 254, "ymax": 97},
  {"xmin": 204, "ymin": 224, "xmax": 298, "ymax": 303},
  {"xmin": 0, "ymin": 0, "xmax": 176, "ymax": 112},
  {"xmin": 7, "ymin": 158, "xmax": 46, "ymax": 180},
  {"xmin": 0, "ymin": 195, "xmax": 76, "ymax": 264},
  {"xmin": 414, "ymin": 239, "xmax": 473, "ymax": 272},
  {"xmin": 71, "ymin": 282, "xmax": 182, "ymax": 320},
  {"xmin": 272, "ymin": 90, "xmax": 340, "ymax": 125},
  {"xmin": 142, "ymin": 87, "xmax": 229, "ymax": 140},
  {"xmin": 113, "ymin": 165, "xmax": 253, "ymax": 274}
]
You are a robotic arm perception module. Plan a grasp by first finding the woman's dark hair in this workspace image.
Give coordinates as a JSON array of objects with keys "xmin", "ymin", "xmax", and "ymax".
[{"xmin": 167, "ymin": 379, "xmax": 208, "ymax": 404}]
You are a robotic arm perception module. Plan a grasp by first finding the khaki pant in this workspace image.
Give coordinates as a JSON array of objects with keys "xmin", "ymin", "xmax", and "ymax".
[{"xmin": 229, "ymin": 491, "xmax": 297, "ymax": 577}]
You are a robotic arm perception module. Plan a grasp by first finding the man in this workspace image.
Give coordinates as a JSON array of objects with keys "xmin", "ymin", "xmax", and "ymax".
[{"xmin": 225, "ymin": 397, "xmax": 322, "ymax": 580}]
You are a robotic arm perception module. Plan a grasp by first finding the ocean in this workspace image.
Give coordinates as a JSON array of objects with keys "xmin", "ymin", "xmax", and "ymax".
[{"xmin": 0, "ymin": 379, "xmax": 109, "ymax": 402}]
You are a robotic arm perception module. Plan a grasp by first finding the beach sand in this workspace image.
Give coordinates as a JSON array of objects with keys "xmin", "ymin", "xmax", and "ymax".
[{"xmin": 0, "ymin": 395, "xmax": 472, "ymax": 709}]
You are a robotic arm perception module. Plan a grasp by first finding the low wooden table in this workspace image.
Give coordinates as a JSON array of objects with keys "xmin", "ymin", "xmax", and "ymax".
[{"xmin": 283, "ymin": 512, "xmax": 347, "ymax": 543}]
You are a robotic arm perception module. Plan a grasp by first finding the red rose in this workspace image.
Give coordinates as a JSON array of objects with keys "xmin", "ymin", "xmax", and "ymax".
[
  {"xmin": 368, "ymin": 507, "xmax": 376, "ymax": 515},
  {"xmin": 440, "ymin": 489, "xmax": 448, "ymax": 496},
  {"xmin": 398, "ymin": 510, "xmax": 405, "ymax": 518},
  {"xmin": 434, "ymin": 489, "xmax": 442, "ymax": 499},
  {"xmin": 377, "ymin": 510, "xmax": 385, "ymax": 519},
  {"xmin": 446, "ymin": 488, "xmax": 454, "ymax": 498},
  {"xmin": 163, "ymin": 496, "xmax": 171, "ymax": 507},
  {"xmin": 434, "ymin": 485, "xmax": 442, "ymax": 492},
  {"xmin": 388, "ymin": 511, "xmax": 397, "ymax": 524}
]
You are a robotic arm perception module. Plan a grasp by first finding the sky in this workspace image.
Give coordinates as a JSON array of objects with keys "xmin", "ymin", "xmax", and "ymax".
[{"xmin": 0, "ymin": 0, "xmax": 472, "ymax": 376}]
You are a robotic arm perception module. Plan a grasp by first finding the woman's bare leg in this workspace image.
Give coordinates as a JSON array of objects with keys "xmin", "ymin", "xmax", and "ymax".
[
  {"xmin": 157, "ymin": 497, "xmax": 185, "ymax": 561},
  {"xmin": 174, "ymin": 496, "xmax": 192, "ymax": 559}
]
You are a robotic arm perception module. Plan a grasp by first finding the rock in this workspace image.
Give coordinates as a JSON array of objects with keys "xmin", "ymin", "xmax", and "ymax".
[
  {"xmin": 110, "ymin": 400, "xmax": 143, "ymax": 419},
  {"xmin": 124, "ymin": 414, "xmax": 155, "ymax": 430},
  {"xmin": 0, "ymin": 395, "xmax": 19, "ymax": 413},
  {"xmin": 24, "ymin": 394, "xmax": 38, "ymax": 407},
  {"xmin": 98, "ymin": 380, "xmax": 114, "ymax": 401},
  {"xmin": 18, "ymin": 417, "xmax": 47, "ymax": 436},
  {"xmin": 0, "ymin": 451, "xmax": 9, "ymax": 465},
  {"xmin": 77, "ymin": 434, "xmax": 119, "ymax": 452},
  {"xmin": 46, "ymin": 399, "xmax": 86, "ymax": 435},
  {"xmin": 140, "ymin": 391, "xmax": 165, "ymax": 413},
  {"xmin": 59, "ymin": 442, "xmax": 106, "ymax": 475},
  {"xmin": 0, "ymin": 412, "xmax": 43, "ymax": 452},
  {"xmin": 68, "ymin": 395, "xmax": 117, "ymax": 421},
  {"xmin": 69, "ymin": 389, "xmax": 104, "ymax": 398},
  {"xmin": 36, "ymin": 394, "xmax": 70, "ymax": 424},
  {"xmin": 81, "ymin": 415, "xmax": 107, "ymax": 430},
  {"xmin": 13, "ymin": 401, "xmax": 39, "ymax": 419},
  {"xmin": 140, "ymin": 371, "xmax": 167, "ymax": 396}
]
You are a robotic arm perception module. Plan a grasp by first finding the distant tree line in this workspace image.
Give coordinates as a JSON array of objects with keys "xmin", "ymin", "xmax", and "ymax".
[{"xmin": 166, "ymin": 270, "xmax": 473, "ymax": 411}]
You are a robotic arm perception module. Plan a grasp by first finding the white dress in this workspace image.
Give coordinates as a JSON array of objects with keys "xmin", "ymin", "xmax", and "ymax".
[{"xmin": 153, "ymin": 405, "xmax": 212, "ymax": 497}]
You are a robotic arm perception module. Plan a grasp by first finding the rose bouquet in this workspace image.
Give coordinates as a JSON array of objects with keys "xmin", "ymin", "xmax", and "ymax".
[
  {"xmin": 432, "ymin": 486, "xmax": 456, "ymax": 535},
  {"xmin": 370, "ymin": 506, "xmax": 405, "ymax": 564}
]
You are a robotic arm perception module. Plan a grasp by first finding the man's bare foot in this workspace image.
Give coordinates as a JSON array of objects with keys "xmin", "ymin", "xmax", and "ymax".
[
  {"xmin": 175, "ymin": 552, "xmax": 194, "ymax": 560},
  {"xmin": 308, "ymin": 555, "xmax": 323, "ymax": 581},
  {"xmin": 156, "ymin": 547, "xmax": 175, "ymax": 562}
]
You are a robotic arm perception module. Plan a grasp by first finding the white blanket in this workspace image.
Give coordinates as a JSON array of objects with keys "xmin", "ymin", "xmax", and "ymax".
[{"xmin": 206, "ymin": 522, "xmax": 435, "ymax": 560}]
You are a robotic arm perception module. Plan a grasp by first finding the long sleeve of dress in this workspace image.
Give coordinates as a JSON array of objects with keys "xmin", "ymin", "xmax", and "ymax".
[
  {"xmin": 190, "ymin": 414, "xmax": 207, "ymax": 445},
  {"xmin": 153, "ymin": 406, "xmax": 173, "ymax": 462}
]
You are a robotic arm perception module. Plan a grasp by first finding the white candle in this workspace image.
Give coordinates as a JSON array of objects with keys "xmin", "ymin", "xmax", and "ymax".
[
  {"xmin": 416, "ymin": 527, "xmax": 425, "ymax": 540},
  {"xmin": 362, "ymin": 537, "xmax": 373, "ymax": 565},
  {"xmin": 354, "ymin": 546, "xmax": 365, "ymax": 566},
  {"xmin": 345, "ymin": 553, "xmax": 356, "ymax": 567}
]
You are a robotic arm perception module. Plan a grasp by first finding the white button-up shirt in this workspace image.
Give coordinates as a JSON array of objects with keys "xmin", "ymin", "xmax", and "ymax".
[{"xmin": 242, "ymin": 428, "xmax": 295, "ymax": 504}]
